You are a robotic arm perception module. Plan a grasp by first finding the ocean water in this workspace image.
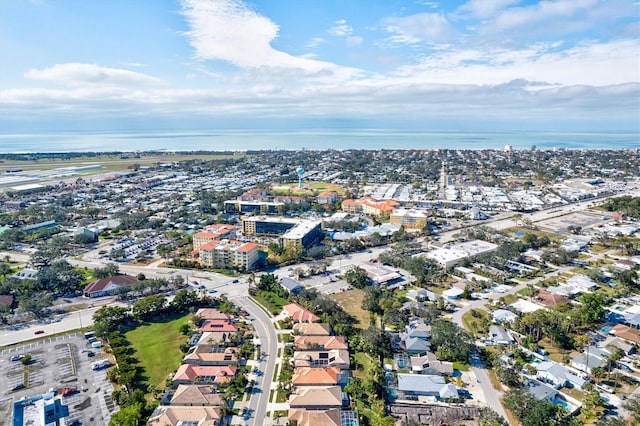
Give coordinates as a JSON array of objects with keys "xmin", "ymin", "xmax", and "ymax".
[{"xmin": 0, "ymin": 129, "xmax": 638, "ymax": 153}]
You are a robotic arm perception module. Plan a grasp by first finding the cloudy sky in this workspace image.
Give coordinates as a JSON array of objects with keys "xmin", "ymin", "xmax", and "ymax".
[{"xmin": 1, "ymin": 0, "xmax": 639, "ymax": 133}]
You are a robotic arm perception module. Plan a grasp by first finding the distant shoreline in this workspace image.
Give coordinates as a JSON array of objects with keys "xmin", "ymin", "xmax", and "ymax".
[{"xmin": 0, "ymin": 129, "xmax": 638, "ymax": 153}]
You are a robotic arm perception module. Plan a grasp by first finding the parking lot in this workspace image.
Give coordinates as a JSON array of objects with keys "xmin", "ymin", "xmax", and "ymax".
[{"xmin": 1, "ymin": 332, "xmax": 116, "ymax": 425}]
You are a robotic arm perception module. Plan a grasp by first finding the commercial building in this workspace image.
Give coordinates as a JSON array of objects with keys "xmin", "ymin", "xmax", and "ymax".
[
  {"xmin": 199, "ymin": 239, "xmax": 259, "ymax": 271},
  {"xmin": 390, "ymin": 208, "xmax": 430, "ymax": 230},
  {"xmin": 424, "ymin": 239, "xmax": 499, "ymax": 268}
]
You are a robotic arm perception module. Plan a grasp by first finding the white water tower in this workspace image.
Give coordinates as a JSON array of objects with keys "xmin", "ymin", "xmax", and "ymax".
[{"xmin": 296, "ymin": 167, "xmax": 305, "ymax": 189}]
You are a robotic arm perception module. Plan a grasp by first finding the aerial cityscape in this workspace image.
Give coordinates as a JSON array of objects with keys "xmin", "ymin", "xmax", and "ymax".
[{"xmin": 0, "ymin": 1, "xmax": 639, "ymax": 426}]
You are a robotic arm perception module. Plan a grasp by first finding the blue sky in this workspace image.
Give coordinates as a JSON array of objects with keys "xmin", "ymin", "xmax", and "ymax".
[{"xmin": 1, "ymin": 0, "xmax": 639, "ymax": 133}]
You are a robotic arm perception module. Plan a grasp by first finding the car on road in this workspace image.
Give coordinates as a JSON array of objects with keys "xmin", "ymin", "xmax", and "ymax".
[
  {"xmin": 34, "ymin": 330, "xmax": 45, "ymax": 335},
  {"xmin": 232, "ymin": 279, "xmax": 239, "ymax": 283},
  {"xmin": 9, "ymin": 354, "xmax": 24, "ymax": 361},
  {"xmin": 12, "ymin": 383, "xmax": 25, "ymax": 391},
  {"xmin": 208, "ymin": 289, "xmax": 217, "ymax": 294}
]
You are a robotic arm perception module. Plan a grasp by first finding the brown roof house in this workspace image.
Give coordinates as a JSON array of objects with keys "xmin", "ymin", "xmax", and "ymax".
[
  {"xmin": 288, "ymin": 385, "xmax": 343, "ymax": 409},
  {"xmin": 294, "ymin": 335, "xmax": 348, "ymax": 351},
  {"xmin": 292, "ymin": 323, "xmax": 332, "ymax": 336},
  {"xmin": 83, "ymin": 275, "xmax": 137, "ymax": 298},
  {"xmin": 534, "ymin": 288, "xmax": 570, "ymax": 307},
  {"xmin": 293, "ymin": 349, "xmax": 350, "ymax": 370},
  {"xmin": 166, "ymin": 384, "xmax": 224, "ymax": 407},
  {"xmin": 612, "ymin": 324, "xmax": 640, "ymax": 345},
  {"xmin": 288, "ymin": 408, "xmax": 341, "ymax": 426},
  {"xmin": 173, "ymin": 365, "xmax": 237, "ymax": 385},
  {"xmin": 146, "ymin": 406, "xmax": 221, "ymax": 426},
  {"xmin": 183, "ymin": 345, "xmax": 239, "ymax": 366},
  {"xmin": 195, "ymin": 308, "xmax": 230, "ymax": 321}
]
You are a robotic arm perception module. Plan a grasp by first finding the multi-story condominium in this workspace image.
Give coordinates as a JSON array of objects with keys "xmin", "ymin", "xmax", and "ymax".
[
  {"xmin": 341, "ymin": 196, "xmax": 399, "ymax": 218},
  {"xmin": 199, "ymin": 239, "xmax": 259, "ymax": 271},
  {"xmin": 241, "ymin": 216, "xmax": 323, "ymax": 248},
  {"xmin": 192, "ymin": 224, "xmax": 237, "ymax": 251}
]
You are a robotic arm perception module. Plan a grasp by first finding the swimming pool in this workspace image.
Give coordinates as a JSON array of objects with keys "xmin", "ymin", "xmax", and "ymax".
[
  {"xmin": 552, "ymin": 397, "xmax": 572, "ymax": 411},
  {"xmin": 514, "ymin": 231, "xmax": 526, "ymax": 237}
]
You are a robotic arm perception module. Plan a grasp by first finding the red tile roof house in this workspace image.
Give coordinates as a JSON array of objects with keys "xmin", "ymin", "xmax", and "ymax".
[
  {"xmin": 292, "ymin": 323, "xmax": 333, "ymax": 336},
  {"xmin": 198, "ymin": 319, "xmax": 239, "ymax": 333},
  {"xmin": 173, "ymin": 365, "xmax": 237, "ymax": 385},
  {"xmin": 294, "ymin": 335, "xmax": 348, "ymax": 351},
  {"xmin": 292, "ymin": 367, "xmax": 341, "ymax": 387},
  {"xmin": 83, "ymin": 275, "xmax": 138, "ymax": 298},
  {"xmin": 288, "ymin": 408, "xmax": 341, "ymax": 426},
  {"xmin": 282, "ymin": 303, "xmax": 320, "ymax": 323}
]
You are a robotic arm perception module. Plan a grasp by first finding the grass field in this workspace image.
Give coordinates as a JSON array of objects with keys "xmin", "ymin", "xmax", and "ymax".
[
  {"xmin": 328, "ymin": 288, "xmax": 370, "ymax": 329},
  {"xmin": 271, "ymin": 181, "xmax": 346, "ymax": 195},
  {"xmin": 124, "ymin": 313, "xmax": 191, "ymax": 390},
  {"xmin": 254, "ymin": 290, "xmax": 288, "ymax": 315},
  {"xmin": 0, "ymin": 153, "xmax": 244, "ymax": 175}
]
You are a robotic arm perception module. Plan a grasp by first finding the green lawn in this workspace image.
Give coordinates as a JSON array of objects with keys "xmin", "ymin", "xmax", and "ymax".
[
  {"xmin": 254, "ymin": 290, "xmax": 288, "ymax": 315},
  {"xmin": 353, "ymin": 352, "xmax": 374, "ymax": 379},
  {"xmin": 124, "ymin": 313, "xmax": 191, "ymax": 390}
]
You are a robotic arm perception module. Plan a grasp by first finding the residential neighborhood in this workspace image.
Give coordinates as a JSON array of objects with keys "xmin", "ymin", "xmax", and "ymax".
[{"xmin": 0, "ymin": 148, "xmax": 639, "ymax": 426}]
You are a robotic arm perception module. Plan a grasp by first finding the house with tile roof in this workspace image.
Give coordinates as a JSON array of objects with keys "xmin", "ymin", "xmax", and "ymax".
[
  {"xmin": 293, "ymin": 349, "xmax": 350, "ymax": 370},
  {"xmin": 288, "ymin": 385, "xmax": 343, "ymax": 409},
  {"xmin": 293, "ymin": 323, "xmax": 332, "ymax": 336},
  {"xmin": 173, "ymin": 365, "xmax": 237, "ymax": 385},
  {"xmin": 146, "ymin": 405, "xmax": 222, "ymax": 426},
  {"xmin": 83, "ymin": 275, "xmax": 138, "ymax": 298},
  {"xmin": 294, "ymin": 335, "xmax": 348, "ymax": 351},
  {"xmin": 183, "ymin": 345, "xmax": 239, "ymax": 366},
  {"xmin": 198, "ymin": 319, "xmax": 238, "ymax": 333},
  {"xmin": 288, "ymin": 408, "xmax": 341, "ymax": 426},
  {"xmin": 534, "ymin": 288, "xmax": 571, "ymax": 307},
  {"xmin": 282, "ymin": 303, "xmax": 320, "ymax": 323},
  {"xmin": 292, "ymin": 367, "xmax": 341, "ymax": 387},
  {"xmin": 166, "ymin": 384, "xmax": 224, "ymax": 407},
  {"xmin": 195, "ymin": 308, "xmax": 230, "ymax": 321}
]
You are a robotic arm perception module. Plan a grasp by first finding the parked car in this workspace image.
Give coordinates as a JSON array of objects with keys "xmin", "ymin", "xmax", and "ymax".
[
  {"xmin": 9, "ymin": 354, "xmax": 24, "ymax": 361},
  {"xmin": 62, "ymin": 388, "xmax": 77, "ymax": 397}
]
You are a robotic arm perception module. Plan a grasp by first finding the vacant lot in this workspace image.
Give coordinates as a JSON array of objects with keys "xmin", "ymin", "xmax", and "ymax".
[
  {"xmin": 328, "ymin": 288, "xmax": 370, "ymax": 329},
  {"xmin": 124, "ymin": 314, "xmax": 191, "ymax": 390}
]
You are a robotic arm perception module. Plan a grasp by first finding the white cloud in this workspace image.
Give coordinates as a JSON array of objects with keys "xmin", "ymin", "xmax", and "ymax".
[
  {"xmin": 391, "ymin": 39, "xmax": 640, "ymax": 87},
  {"xmin": 492, "ymin": 0, "xmax": 605, "ymax": 32},
  {"xmin": 306, "ymin": 37, "xmax": 326, "ymax": 49},
  {"xmin": 346, "ymin": 36, "xmax": 363, "ymax": 47},
  {"xmin": 328, "ymin": 19, "xmax": 353, "ymax": 36},
  {"xmin": 382, "ymin": 13, "xmax": 456, "ymax": 45},
  {"xmin": 456, "ymin": 0, "xmax": 520, "ymax": 19},
  {"xmin": 179, "ymin": 0, "xmax": 359, "ymax": 78},
  {"xmin": 25, "ymin": 63, "xmax": 164, "ymax": 87}
]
